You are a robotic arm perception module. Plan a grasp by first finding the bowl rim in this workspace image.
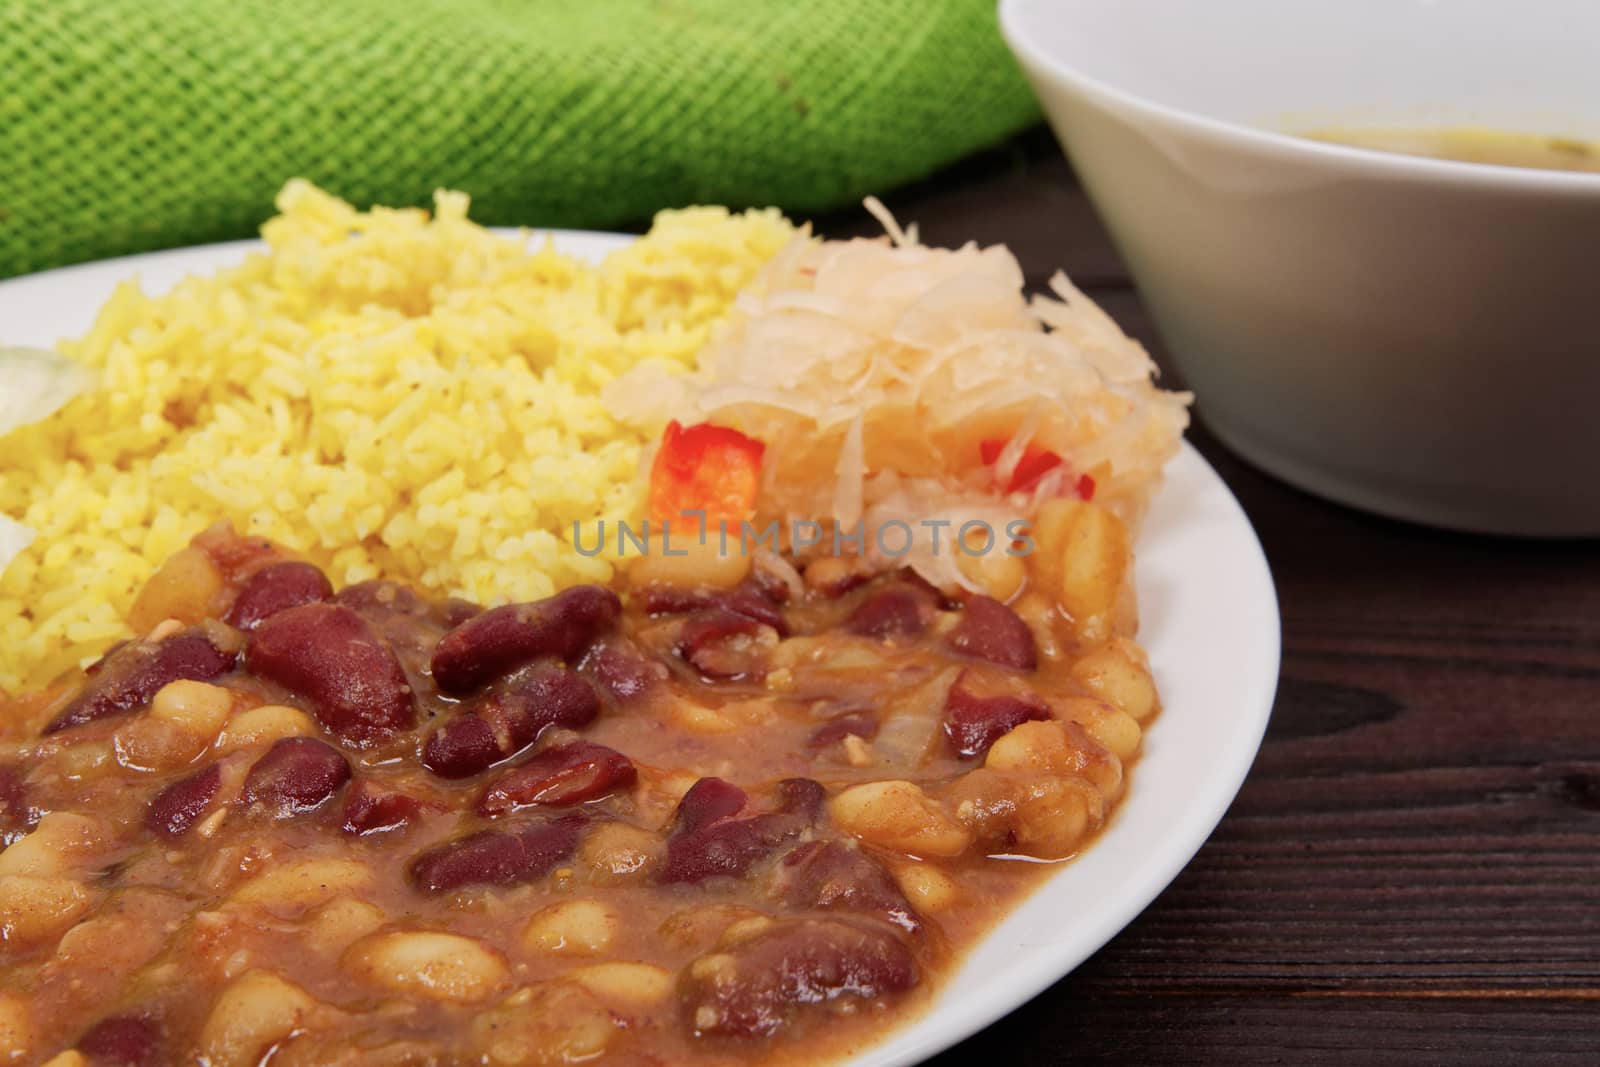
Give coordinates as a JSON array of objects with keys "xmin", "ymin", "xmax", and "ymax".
[{"xmin": 999, "ymin": 0, "xmax": 1600, "ymax": 197}]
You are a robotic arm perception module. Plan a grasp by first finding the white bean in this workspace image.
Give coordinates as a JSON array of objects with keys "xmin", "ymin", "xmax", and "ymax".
[
  {"xmin": 343, "ymin": 930, "xmax": 510, "ymax": 1003},
  {"xmin": 828, "ymin": 780, "xmax": 972, "ymax": 858},
  {"xmin": 567, "ymin": 962, "xmax": 675, "ymax": 1007},
  {"xmin": 228, "ymin": 858, "xmax": 373, "ymax": 912},
  {"xmin": 150, "ymin": 679, "xmax": 235, "ymax": 738},
  {"xmin": 216, "ymin": 704, "xmax": 316, "ymax": 752},
  {"xmin": 0, "ymin": 875, "xmax": 95, "ymax": 946},
  {"xmin": 0, "ymin": 992, "xmax": 34, "ymax": 1060},
  {"xmin": 522, "ymin": 899, "xmax": 620, "ymax": 955},
  {"xmin": 1071, "ymin": 639, "xmax": 1159, "ymax": 721},
  {"xmin": 470, "ymin": 982, "xmax": 616, "ymax": 1066},
  {"xmin": 0, "ymin": 812, "xmax": 106, "ymax": 877},
  {"xmin": 893, "ymin": 863, "xmax": 961, "ymax": 912},
  {"xmin": 198, "ymin": 970, "xmax": 321, "ymax": 1067}
]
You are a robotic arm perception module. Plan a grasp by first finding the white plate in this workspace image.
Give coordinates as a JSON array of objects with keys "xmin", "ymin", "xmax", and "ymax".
[{"xmin": 0, "ymin": 235, "xmax": 1281, "ymax": 1065}]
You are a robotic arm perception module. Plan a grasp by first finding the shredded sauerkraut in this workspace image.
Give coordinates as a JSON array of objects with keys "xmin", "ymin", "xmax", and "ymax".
[{"xmin": 604, "ymin": 201, "xmax": 1192, "ymax": 591}]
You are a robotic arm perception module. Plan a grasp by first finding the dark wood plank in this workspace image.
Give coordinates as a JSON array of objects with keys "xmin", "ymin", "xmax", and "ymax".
[
  {"xmin": 931, "ymin": 993, "xmax": 1600, "ymax": 1065},
  {"xmin": 822, "ymin": 128, "xmax": 1600, "ymax": 1063},
  {"xmin": 812, "ymin": 125, "xmax": 1131, "ymax": 288}
]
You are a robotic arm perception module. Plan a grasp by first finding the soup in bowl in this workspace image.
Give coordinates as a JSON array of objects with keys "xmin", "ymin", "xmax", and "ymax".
[{"xmin": 1002, "ymin": 0, "xmax": 1600, "ymax": 535}]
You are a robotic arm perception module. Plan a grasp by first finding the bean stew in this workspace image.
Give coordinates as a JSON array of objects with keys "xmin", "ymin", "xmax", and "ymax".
[{"xmin": 0, "ymin": 503, "xmax": 1159, "ymax": 1066}]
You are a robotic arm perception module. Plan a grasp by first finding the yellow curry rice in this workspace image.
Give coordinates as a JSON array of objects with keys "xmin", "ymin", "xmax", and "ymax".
[{"xmin": 0, "ymin": 180, "xmax": 794, "ymax": 692}]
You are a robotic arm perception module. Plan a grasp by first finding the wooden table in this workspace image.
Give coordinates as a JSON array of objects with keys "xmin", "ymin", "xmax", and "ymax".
[{"xmin": 818, "ymin": 127, "xmax": 1600, "ymax": 1064}]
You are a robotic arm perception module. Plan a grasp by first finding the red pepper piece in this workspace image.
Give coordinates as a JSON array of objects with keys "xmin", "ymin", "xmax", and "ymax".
[
  {"xmin": 648, "ymin": 420, "xmax": 765, "ymax": 524},
  {"xmin": 980, "ymin": 437, "xmax": 1065, "ymax": 494}
]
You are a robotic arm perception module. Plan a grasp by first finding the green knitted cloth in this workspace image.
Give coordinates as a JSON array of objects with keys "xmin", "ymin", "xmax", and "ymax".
[{"xmin": 0, "ymin": 0, "xmax": 1039, "ymax": 278}]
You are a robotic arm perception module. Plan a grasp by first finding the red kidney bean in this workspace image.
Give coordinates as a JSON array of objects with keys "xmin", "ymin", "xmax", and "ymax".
[
  {"xmin": 478, "ymin": 741, "xmax": 636, "ymax": 815},
  {"xmin": 777, "ymin": 840, "xmax": 921, "ymax": 936},
  {"xmin": 676, "ymin": 608, "xmax": 771, "ymax": 680},
  {"xmin": 146, "ymin": 763, "xmax": 223, "ymax": 837},
  {"xmin": 807, "ymin": 711, "xmax": 879, "ymax": 750},
  {"xmin": 340, "ymin": 780, "xmax": 425, "ymax": 836},
  {"xmin": 682, "ymin": 918, "xmax": 918, "ymax": 1038},
  {"xmin": 943, "ymin": 675, "xmax": 1051, "ymax": 758},
  {"xmin": 498, "ymin": 665, "xmax": 602, "ymax": 736},
  {"xmin": 717, "ymin": 586, "xmax": 790, "ymax": 636},
  {"xmin": 947, "ymin": 594, "xmax": 1037, "ymax": 670},
  {"xmin": 45, "ymin": 630, "xmax": 237, "ymax": 734},
  {"xmin": 578, "ymin": 640, "xmax": 664, "ymax": 704},
  {"xmin": 223, "ymin": 560, "xmax": 333, "ymax": 631},
  {"xmin": 662, "ymin": 816, "xmax": 802, "ymax": 884},
  {"xmin": 429, "ymin": 586, "xmax": 621, "ymax": 695},
  {"xmin": 409, "ymin": 816, "xmax": 585, "ymax": 893},
  {"xmin": 419, "ymin": 715, "xmax": 500, "ymax": 780},
  {"xmin": 78, "ymin": 1014, "xmax": 159, "ymax": 1066},
  {"xmin": 661, "ymin": 778, "xmax": 815, "ymax": 884},
  {"xmin": 671, "ymin": 776, "xmax": 748, "ymax": 834},
  {"xmin": 238, "ymin": 736, "xmax": 351, "ymax": 817},
  {"xmin": 844, "ymin": 585, "xmax": 937, "ymax": 638},
  {"xmin": 642, "ymin": 584, "xmax": 789, "ymax": 636},
  {"xmin": 638, "ymin": 585, "xmax": 719, "ymax": 616},
  {"xmin": 245, "ymin": 603, "xmax": 415, "ymax": 747},
  {"xmin": 420, "ymin": 664, "xmax": 600, "ymax": 779}
]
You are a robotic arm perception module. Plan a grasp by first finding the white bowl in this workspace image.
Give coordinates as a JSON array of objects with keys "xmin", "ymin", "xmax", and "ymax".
[{"xmin": 1001, "ymin": 0, "xmax": 1600, "ymax": 536}]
